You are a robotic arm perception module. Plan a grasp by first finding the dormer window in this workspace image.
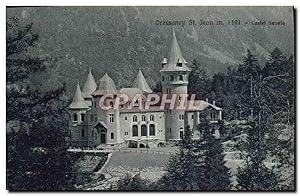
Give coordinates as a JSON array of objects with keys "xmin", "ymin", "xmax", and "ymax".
[
  {"xmin": 161, "ymin": 57, "xmax": 167, "ymax": 68},
  {"xmin": 73, "ymin": 114, "xmax": 78, "ymax": 122},
  {"xmin": 177, "ymin": 58, "xmax": 183, "ymax": 67},
  {"xmin": 179, "ymin": 75, "xmax": 184, "ymax": 81}
]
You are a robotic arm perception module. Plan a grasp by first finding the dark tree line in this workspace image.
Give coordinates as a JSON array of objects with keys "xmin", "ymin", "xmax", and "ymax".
[
  {"xmin": 189, "ymin": 48, "xmax": 294, "ymax": 122},
  {"xmin": 7, "ymin": 17, "xmax": 73, "ymax": 190}
]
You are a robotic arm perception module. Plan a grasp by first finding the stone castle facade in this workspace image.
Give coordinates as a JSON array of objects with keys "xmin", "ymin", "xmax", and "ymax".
[{"xmin": 68, "ymin": 31, "xmax": 222, "ymax": 148}]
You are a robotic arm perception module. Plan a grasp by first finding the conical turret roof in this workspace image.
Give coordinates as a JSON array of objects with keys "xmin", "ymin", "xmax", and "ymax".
[
  {"xmin": 82, "ymin": 69, "xmax": 97, "ymax": 98},
  {"xmin": 69, "ymin": 83, "xmax": 89, "ymax": 109},
  {"xmin": 132, "ymin": 69, "xmax": 152, "ymax": 93},
  {"xmin": 133, "ymin": 69, "xmax": 153, "ymax": 93},
  {"xmin": 160, "ymin": 30, "xmax": 190, "ymax": 72},
  {"xmin": 92, "ymin": 73, "xmax": 117, "ymax": 96}
]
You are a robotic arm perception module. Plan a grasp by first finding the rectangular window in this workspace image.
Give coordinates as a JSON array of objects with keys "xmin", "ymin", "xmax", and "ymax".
[
  {"xmin": 179, "ymin": 114, "xmax": 184, "ymax": 121},
  {"xmin": 73, "ymin": 114, "xmax": 78, "ymax": 122},
  {"xmin": 125, "ymin": 116, "xmax": 127, "ymax": 120},
  {"xmin": 179, "ymin": 75, "xmax": 184, "ymax": 81},
  {"xmin": 191, "ymin": 114, "xmax": 194, "ymax": 120},
  {"xmin": 81, "ymin": 129, "xmax": 85, "ymax": 137},
  {"xmin": 81, "ymin": 113, "xmax": 85, "ymax": 121},
  {"xmin": 111, "ymin": 133, "xmax": 114, "ymax": 140},
  {"xmin": 109, "ymin": 114, "xmax": 114, "ymax": 123},
  {"xmin": 90, "ymin": 114, "xmax": 94, "ymax": 122},
  {"xmin": 170, "ymin": 75, "xmax": 174, "ymax": 81}
]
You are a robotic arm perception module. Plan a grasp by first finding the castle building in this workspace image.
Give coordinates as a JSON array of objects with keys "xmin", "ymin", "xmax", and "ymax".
[{"xmin": 69, "ymin": 31, "xmax": 222, "ymax": 148}]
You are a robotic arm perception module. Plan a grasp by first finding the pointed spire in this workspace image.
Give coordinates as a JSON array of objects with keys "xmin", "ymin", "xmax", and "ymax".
[
  {"xmin": 169, "ymin": 30, "xmax": 186, "ymax": 65},
  {"xmin": 160, "ymin": 30, "xmax": 190, "ymax": 72},
  {"xmin": 69, "ymin": 83, "xmax": 89, "ymax": 109},
  {"xmin": 133, "ymin": 69, "xmax": 153, "ymax": 93},
  {"xmin": 92, "ymin": 73, "xmax": 117, "ymax": 96},
  {"xmin": 82, "ymin": 68, "xmax": 97, "ymax": 98}
]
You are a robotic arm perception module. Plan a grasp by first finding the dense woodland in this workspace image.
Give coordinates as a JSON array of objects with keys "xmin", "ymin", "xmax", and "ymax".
[{"xmin": 7, "ymin": 17, "xmax": 295, "ymax": 191}]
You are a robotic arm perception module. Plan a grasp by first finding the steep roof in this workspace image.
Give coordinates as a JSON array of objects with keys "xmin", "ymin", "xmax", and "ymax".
[
  {"xmin": 82, "ymin": 69, "xmax": 97, "ymax": 98},
  {"xmin": 69, "ymin": 83, "xmax": 89, "ymax": 109},
  {"xmin": 160, "ymin": 30, "xmax": 191, "ymax": 72},
  {"xmin": 92, "ymin": 73, "xmax": 117, "ymax": 96},
  {"xmin": 186, "ymin": 100, "xmax": 222, "ymax": 111},
  {"xmin": 132, "ymin": 69, "xmax": 153, "ymax": 93},
  {"xmin": 120, "ymin": 87, "xmax": 143, "ymax": 96}
]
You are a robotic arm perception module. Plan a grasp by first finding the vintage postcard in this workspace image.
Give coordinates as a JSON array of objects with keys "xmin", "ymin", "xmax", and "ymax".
[{"xmin": 6, "ymin": 6, "xmax": 295, "ymax": 191}]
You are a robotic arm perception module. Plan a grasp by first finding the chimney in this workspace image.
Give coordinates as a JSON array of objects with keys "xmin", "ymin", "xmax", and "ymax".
[
  {"xmin": 206, "ymin": 98, "xmax": 208, "ymax": 103},
  {"xmin": 213, "ymin": 101, "xmax": 215, "ymax": 106},
  {"xmin": 161, "ymin": 57, "xmax": 167, "ymax": 68}
]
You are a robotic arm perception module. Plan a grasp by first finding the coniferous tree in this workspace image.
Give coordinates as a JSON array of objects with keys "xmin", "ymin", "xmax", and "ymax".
[
  {"xmin": 264, "ymin": 53, "xmax": 295, "ymax": 190},
  {"xmin": 6, "ymin": 17, "xmax": 72, "ymax": 190},
  {"xmin": 188, "ymin": 59, "xmax": 211, "ymax": 100},
  {"xmin": 157, "ymin": 125, "xmax": 199, "ymax": 190},
  {"xmin": 263, "ymin": 48, "xmax": 287, "ymax": 77},
  {"xmin": 236, "ymin": 74, "xmax": 279, "ymax": 190},
  {"xmin": 236, "ymin": 122, "xmax": 278, "ymax": 190},
  {"xmin": 236, "ymin": 50, "xmax": 261, "ymax": 119},
  {"xmin": 196, "ymin": 119, "xmax": 232, "ymax": 190}
]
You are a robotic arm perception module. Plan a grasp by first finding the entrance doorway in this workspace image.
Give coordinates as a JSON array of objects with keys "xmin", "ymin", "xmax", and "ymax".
[
  {"xmin": 100, "ymin": 133, "xmax": 106, "ymax": 144},
  {"xmin": 180, "ymin": 131, "xmax": 184, "ymax": 139}
]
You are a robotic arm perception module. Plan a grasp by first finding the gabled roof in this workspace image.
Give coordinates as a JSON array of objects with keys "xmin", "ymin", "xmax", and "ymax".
[
  {"xmin": 120, "ymin": 88, "xmax": 145, "ymax": 102},
  {"xmin": 132, "ymin": 69, "xmax": 153, "ymax": 93},
  {"xmin": 82, "ymin": 69, "xmax": 97, "ymax": 98},
  {"xmin": 120, "ymin": 87, "xmax": 143, "ymax": 96},
  {"xmin": 69, "ymin": 83, "xmax": 89, "ymax": 109},
  {"xmin": 186, "ymin": 100, "xmax": 222, "ymax": 111},
  {"xmin": 94, "ymin": 121, "xmax": 107, "ymax": 130},
  {"xmin": 92, "ymin": 73, "xmax": 117, "ymax": 96},
  {"xmin": 160, "ymin": 30, "xmax": 190, "ymax": 72}
]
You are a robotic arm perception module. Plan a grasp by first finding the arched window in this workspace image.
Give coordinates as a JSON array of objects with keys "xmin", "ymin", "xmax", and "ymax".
[
  {"xmin": 170, "ymin": 75, "xmax": 174, "ymax": 81},
  {"xmin": 141, "ymin": 125, "xmax": 147, "ymax": 136},
  {"xmin": 133, "ymin": 115, "xmax": 138, "ymax": 122},
  {"xmin": 142, "ymin": 115, "xmax": 146, "ymax": 121},
  {"xmin": 132, "ymin": 125, "xmax": 138, "ymax": 137},
  {"xmin": 179, "ymin": 75, "xmax": 184, "ymax": 81},
  {"xmin": 150, "ymin": 115, "xmax": 155, "ymax": 121},
  {"xmin": 81, "ymin": 113, "xmax": 85, "ymax": 121},
  {"xmin": 73, "ymin": 114, "xmax": 78, "ymax": 122},
  {"xmin": 150, "ymin": 124, "xmax": 155, "ymax": 136}
]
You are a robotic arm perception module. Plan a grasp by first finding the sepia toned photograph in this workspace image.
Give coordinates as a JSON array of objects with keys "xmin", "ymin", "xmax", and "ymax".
[{"xmin": 6, "ymin": 6, "xmax": 295, "ymax": 191}]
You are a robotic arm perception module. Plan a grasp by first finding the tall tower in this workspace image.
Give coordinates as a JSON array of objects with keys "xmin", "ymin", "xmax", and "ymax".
[
  {"xmin": 160, "ymin": 30, "xmax": 191, "ymax": 140},
  {"xmin": 69, "ymin": 83, "xmax": 89, "ymax": 125},
  {"xmin": 82, "ymin": 69, "xmax": 97, "ymax": 107}
]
